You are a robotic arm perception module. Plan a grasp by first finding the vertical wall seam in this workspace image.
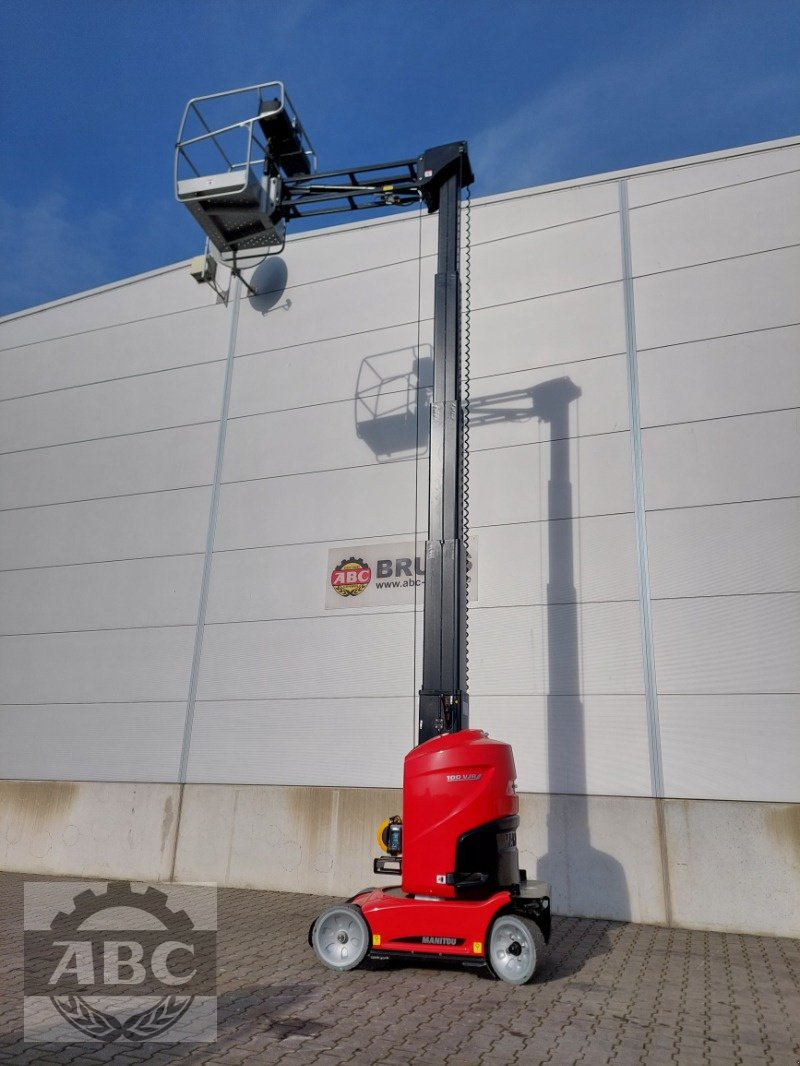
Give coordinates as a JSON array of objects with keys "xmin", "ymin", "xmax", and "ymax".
[
  {"xmin": 618, "ymin": 180, "xmax": 673, "ymax": 924},
  {"xmin": 178, "ymin": 277, "xmax": 243, "ymax": 788},
  {"xmin": 171, "ymin": 277, "xmax": 242, "ymax": 882}
]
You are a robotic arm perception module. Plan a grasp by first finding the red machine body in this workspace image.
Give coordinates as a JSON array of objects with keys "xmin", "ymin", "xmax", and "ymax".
[
  {"xmin": 353, "ymin": 886, "xmax": 513, "ymax": 960},
  {"xmin": 310, "ymin": 729, "xmax": 551, "ymax": 982},
  {"xmin": 401, "ymin": 729, "xmax": 519, "ymax": 898}
]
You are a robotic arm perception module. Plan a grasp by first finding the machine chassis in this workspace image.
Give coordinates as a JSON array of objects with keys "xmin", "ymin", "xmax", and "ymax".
[{"xmin": 309, "ymin": 880, "xmax": 550, "ymax": 980}]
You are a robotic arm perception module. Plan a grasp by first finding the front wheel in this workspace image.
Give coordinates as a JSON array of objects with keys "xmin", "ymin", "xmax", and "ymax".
[
  {"xmin": 311, "ymin": 904, "xmax": 370, "ymax": 972},
  {"xmin": 487, "ymin": 913, "xmax": 545, "ymax": 985}
]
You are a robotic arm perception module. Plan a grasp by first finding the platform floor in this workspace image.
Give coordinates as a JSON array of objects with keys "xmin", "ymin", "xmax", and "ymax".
[{"xmin": 0, "ymin": 873, "xmax": 798, "ymax": 1065}]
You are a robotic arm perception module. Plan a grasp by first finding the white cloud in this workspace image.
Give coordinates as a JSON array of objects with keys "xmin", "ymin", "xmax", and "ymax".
[
  {"xmin": 0, "ymin": 188, "xmax": 188, "ymax": 317},
  {"xmin": 470, "ymin": 26, "xmax": 800, "ymax": 196},
  {"xmin": 470, "ymin": 51, "xmax": 665, "ymax": 194},
  {"xmin": 0, "ymin": 191, "xmax": 124, "ymax": 315}
]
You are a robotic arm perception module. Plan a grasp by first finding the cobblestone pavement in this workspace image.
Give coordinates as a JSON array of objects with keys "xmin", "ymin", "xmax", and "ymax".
[{"xmin": 0, "ymin": 872, "xmax": 798, "ymax": 1065}]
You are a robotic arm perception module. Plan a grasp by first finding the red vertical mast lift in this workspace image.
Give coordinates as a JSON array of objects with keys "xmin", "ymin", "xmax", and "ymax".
[{"xmin": 176, "ymin": 82, "xmax": 551, "ymax": 983}]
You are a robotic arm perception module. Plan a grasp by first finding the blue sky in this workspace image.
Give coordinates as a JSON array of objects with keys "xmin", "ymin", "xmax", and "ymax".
[{"xmin": 1, "ymin": 1, "xmax": 798, "ymax": 316}]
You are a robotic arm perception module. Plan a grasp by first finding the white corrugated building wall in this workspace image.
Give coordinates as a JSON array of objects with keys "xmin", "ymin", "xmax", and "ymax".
[{"xmin": 0, "ymin": 136, "xmax": 797, "ymax": 936}]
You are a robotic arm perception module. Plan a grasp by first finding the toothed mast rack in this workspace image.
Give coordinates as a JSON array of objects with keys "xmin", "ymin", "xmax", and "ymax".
[{"xmin": 176, "ymin": 81, "xmax": 474, "ymax": 744}]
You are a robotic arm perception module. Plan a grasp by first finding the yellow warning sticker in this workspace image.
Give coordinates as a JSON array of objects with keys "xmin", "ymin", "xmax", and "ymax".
[
  {"xmin": 372, "ymin": 934, "xmax": 381, "ymax": 947},
  {"xmin": 472, "ymin": 941, "xmax": 482, "ymax": 954}
]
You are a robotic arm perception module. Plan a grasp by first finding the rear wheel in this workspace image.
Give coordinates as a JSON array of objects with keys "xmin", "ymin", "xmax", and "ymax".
[
  {"xmin": 311, "ymin": 904, "xmax": 370, "ymax": 972},
  {"xmin": 487, "ymin": 913, "xmax": 545, "ymax": 985}
]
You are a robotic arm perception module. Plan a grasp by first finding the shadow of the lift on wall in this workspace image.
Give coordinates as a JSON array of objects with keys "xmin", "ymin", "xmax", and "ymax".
[
  {"xmin": 529, "ymin": 377, "xmax": 629, "ymax": 979},
  {"xmin": 354, "ymin": 346, "xmax": 432, "ymax": 462}
]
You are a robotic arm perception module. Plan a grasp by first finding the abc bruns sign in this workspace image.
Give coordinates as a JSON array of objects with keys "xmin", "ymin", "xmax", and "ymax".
[{"xmin": 325, "ymin": 540, "xmax": 477, "ymax": 610}]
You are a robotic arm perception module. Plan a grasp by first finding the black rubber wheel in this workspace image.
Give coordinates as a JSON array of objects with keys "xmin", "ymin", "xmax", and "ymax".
[{"xmin": 487, "ymin": 913, "xmax": 546, "ymax": 985}]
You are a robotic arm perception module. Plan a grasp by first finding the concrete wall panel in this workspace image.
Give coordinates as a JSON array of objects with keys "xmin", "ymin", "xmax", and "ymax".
[
  {"xmin": 0, "ymin": 704, "xmax": 185, "ymax": 782},
  {"xmin": 471, "ymin": 214, "xmax": 622, "ymax": 309},
  {"xmin": 186, "ymin": 698, "xmax": 411, "ymax": 787},
  {"xmin": 0, "ymin": 627, "xmax": 197, "ymax": 704},
  {"xmin": 0, "ymin": 780, "xmax": 180, "ymax": 881},
  {"xmin": 0, "ymin": 360, "xmax": 226, "ymax": 452},
  {"xmin": 0, "ymin": 487, "xmax": 211, "ymax": 570},
  {"xmin": 196, "ymin": 614, "xmax": 415, "ymax": 701},
  {"xmin": 659, "ymin": 695, "xmax": 800, "ymax": 802},
  {"xmin": 174, "ymin": 785, "xmax": 665, "ymax": 925},
  {"xmin": 651, "ymin": 592, "xmax": 800, "ymax": 694},
  {"xmin": 469, "ymin": 181, "xmax": 618, "ymax": 247},
  {"xmin": 215, "ymin": 463, "xmax": 416, "ymax": 552},
  {"xmin": 626, "ymin": 142, "xmax": 800, "ymax": 208},
  {"xmin": 468, "ymin": 601, "xmax": 645, "ymax": 696},
  {"xmin": 637, "ymin": 325, "xmax": 800, "ymax": 426},
  {"xmin": 630, "ymin": 170, "xmax": 800, "ymax": 276},
  {"xmin": 234, "ymin": 259, "xmax": 420, "ymax": 357},
  {"xmin": 475, "ymin": 513, "xmax": 640, "ymax": 607},
  {"xmin": 634, "ymin": 246, "xmax": 800, "ymax": 351},
  {"xmin": 222, "ymin": 401, "xmax": 393, "ymax": 483},
  {"xmin": 0, "ymin": 555, "xmax": 204, "ymax": 634},
  {"xmin": 2, "ymin": 777, "xmax": 795, "ymax": 937},
  {"xmin": 469, "ymin": 354, "xmax": 630, "ymax": 448},
  {"xmin": 469, "ymin": 283, "xmax": 626, "ymax": 379},
  {"xmin": 519, "ymin": 793, "xmax": 666, "ymax": 924},
  {"xmin": 0, "ymin": 267, "xmax": 217, "ymax": 349},
  {"xmin": 664, "ymin": 798, "xmax": 800, "ymax": 936},
  {"xmin": 468, "ymin": 431, "xmax": 634, "ymax": 528},
  {"xmin": 0, "ymin": 422, "xmax": 218, "ymax": 510},
  {"xmin": 647, "ymin": 498, "xmax": 800, "ymax": 599},
  {"xmin": 642, "ymin": 410, "xmax": 800, "ymax": 511},
  {"xmin": 173, "ymin": 783, "xmax": 403, "ymax": 897},
  {"xmin": 229, "ymin": 323, "xmax": 425, "ymax": 417},
  {"xmin": 471, "ymin": 694, "xmax": 652, "ymax": 797},
  {"xmin": 0, "ymin": 307, "xmax": 229, "ymax": 400}
]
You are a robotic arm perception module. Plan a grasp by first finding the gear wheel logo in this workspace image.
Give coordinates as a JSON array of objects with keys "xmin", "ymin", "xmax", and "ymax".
[
  {"xmin": 24, "ymin": 880, "xmax": 217, "ymax": 1044},
  {"xmin": 330, "ymin": 556, "xmax": 372, "ymax": 597}
]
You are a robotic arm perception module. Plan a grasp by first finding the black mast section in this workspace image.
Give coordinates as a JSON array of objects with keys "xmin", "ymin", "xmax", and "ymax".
[
  {"xmin": 417, "ymin": 153, "xmax": 471, "ymax": 744},
  {"xmin": 256, "ymin": 134, "xmax": 474, "ymax": 745}
]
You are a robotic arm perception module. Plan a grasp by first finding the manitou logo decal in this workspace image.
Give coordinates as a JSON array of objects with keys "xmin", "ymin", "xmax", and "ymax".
[
  {"xmin": 397, "ymin": 935, "xmax": 464, "ymax": 947},
  {"xmin": 330, "ymin": 557, "xmax": 372, "ymax": 597}
]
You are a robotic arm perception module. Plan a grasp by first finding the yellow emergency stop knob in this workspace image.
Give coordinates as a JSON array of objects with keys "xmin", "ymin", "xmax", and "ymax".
[
  {"xmin": 376, "ymin": 815, "xmax": 402, "ymax": 853},
  {"xmin": 377, "ymin": 819, "xmax": 391, "ymax": 853}
]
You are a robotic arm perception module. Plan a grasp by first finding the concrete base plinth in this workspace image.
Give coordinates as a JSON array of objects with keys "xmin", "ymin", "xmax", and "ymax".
[{"xmin": 1, "ymin": 779, "xmax": 797, "ymax": 937}]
